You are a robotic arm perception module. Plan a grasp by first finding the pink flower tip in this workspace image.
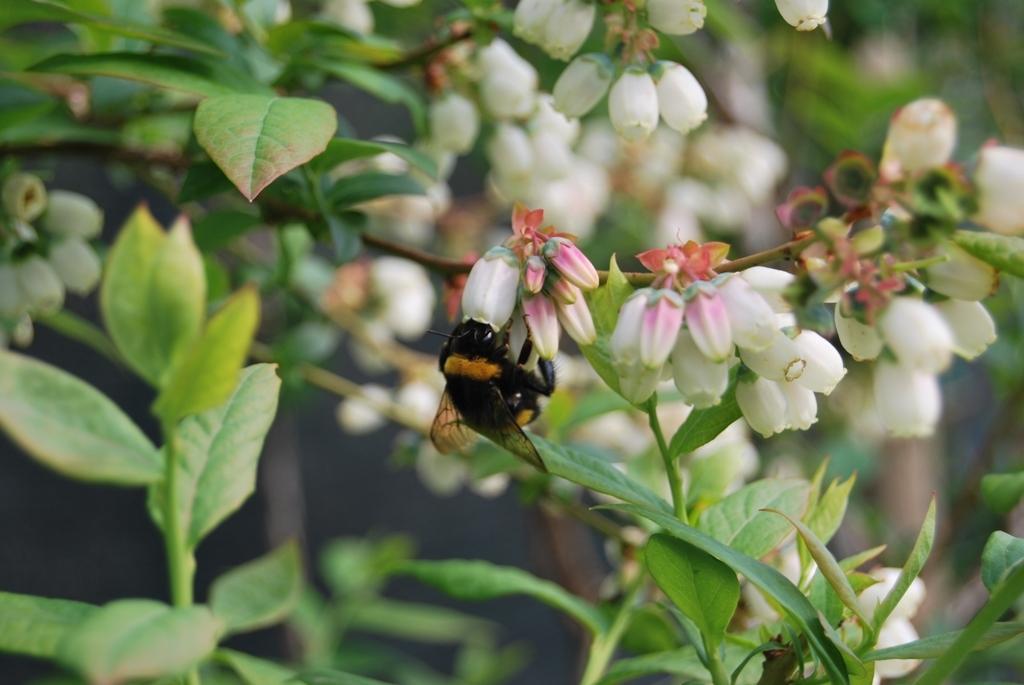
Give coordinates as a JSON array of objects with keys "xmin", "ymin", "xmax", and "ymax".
[{"xmin": 545, "ymin": 238, "xmax": 599, "ymax": 291}]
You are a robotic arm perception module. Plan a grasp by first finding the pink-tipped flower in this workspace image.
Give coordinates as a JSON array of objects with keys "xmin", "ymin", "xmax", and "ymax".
[
  {"xmin": 685, "ymin": 286, "xmax": 732, "ymax": 362},
  {"xmin": 717, "ymin": 274, "xmax": 776, "ymax": 351},
  {"xmin": 736, "ymin": 377, "xmax": 789, "ymax": 438},
  {"xmin": 462, "ymin": 246, "xmax": 520, "ymax": 328},
  {"xmin": 543, "ymin": 237, "xmax": 599, "ymax": 290},
  {"xmin": 610, "ymin": 291, "xmax": 649, "ymax": 365},
  {"xmin": 556, "ymin": 284, "xmax": 597, "ymax": 346},
  {"xmin": 549, "ymin": 275, "xmax": 580, "ymax": 304},
  {"xmin": 640, "ymin": 290, "xmax": 685, "ymax": 368},
  {"xmin": 522, "ymin": 294, "xmax": 561, "ymax": 360},
  {"xmin": 524, "ymin": 255, "xmax": 547, "ymax": 294}
]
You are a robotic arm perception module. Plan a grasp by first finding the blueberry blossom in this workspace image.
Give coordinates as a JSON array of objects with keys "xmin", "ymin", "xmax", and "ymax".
[{"xmin": 775, "ymin": 0, "xmax": 829, "ymax": 31}]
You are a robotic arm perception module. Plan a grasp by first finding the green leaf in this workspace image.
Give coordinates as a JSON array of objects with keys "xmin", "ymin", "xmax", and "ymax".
[
  {"xmin": 315, "ymin": 138, "xmax": 437, "ymax": 178},
  {"xmin": 871, "ymin": 497, "xmax": 935, "ymax": 630},
  {"xmin": 667, "ymin": 373, "xmax": 741, "ymax": 458},
  {"xmin": 952, "ymin": 230, "xmax": 1024, "ymax": 278},
  {"xmin": 914, "ymin": 561, "xmax": 1024, "ymax": 685},
  {"xmin": 644, "ymin": 534, "xmax": 740, "ymax": 649},
  {"xmin": 216, "ymin": 648, "xmax": 295, "ymax": 685},
  {"xmin": 56, "ymin": 600, "xmax": 221, "ymax": 684},
  {"xmin": 346, "ymin": 599, "xmax": 493, "ymax": 643},
  {"xmin": 580, "ymin": 256, "xmax": 634, "ymax": 395},
  {"xmin": 152, "ymin": 287, "xmax": 261, "ymax": 424},
  {"xmin": 595, "ymin": 646, "xmax": 708, "ymax": 685},
  {"xmin": 981, "ymin": 531, "xmax": 1024, "ymax": 593},
  {"xmin": 194, "ymin": 94, "xmax": 338, "ymax": 201},
  {"xmin": 149, "ymin": 364, "xmax": 281, "ymax": 547},
  {"xmin": 698, "ymin": 478, "xmax": 810, "ymax": 559},
  {"xmin": 192, "ymin": 209, "xmax": 263, "ymax": 253},
  {"xmin": 394, "ymin": 559, "xmax": 607, "ymax": 635},
  {"xmin": 3, "ymin": 0, "xmax": 224, "ymax": 55},
  {"xmin": 210, "ymin": 542, "xmax": 302, "ymax": 635},
  {"xmin": 981, "ymin": 472, "xmax": 1024, "ymax": 514},
  {"xmin": 807, "ymin": 474, "xmax": 856, "ymax": 545},
  {"xmin": 615, "ymin": 503, "xmax": 849, "ymax": 685},
  {"xmin": 293, "ymin": 669, "xmax": 395, "ymax": 685},
  {"xmin": 312, "ymin": 61, "xmax": 425, "ymax": 133},
  {"xmin": 30, "ymin": 52, "xmax": 269, "ymax": 98},
  {"xmin": 328, "ymin": 172, "xmax": 424, "ymax": 208},
  {"xmin": 766, "ymin": 509, "xmax": 871, "ymax": 625},
  {"xmin": 34, "ymin": 310, "xmax": 122, "ymax": 366},
  {"xmin": 178, "ymin": 162, "xmax": 236, "ymax": 203},
  {"xmin": 101, "ymin": 208, "xmax": 206, "ymax": 387},
  {"xmin": 0, "ymin": 591, "xmax": 96, "ymax": 659},
  {"xmin": 0, "ymin": 350, "xmax": 162, "ymax": 485},
  {"xmin": 865, "ymin": 621, "xmax": 1024, "ymax": 661},
  {"xmin": 531, "ymin": 433, "xmax": 672, "ymax": 514}
]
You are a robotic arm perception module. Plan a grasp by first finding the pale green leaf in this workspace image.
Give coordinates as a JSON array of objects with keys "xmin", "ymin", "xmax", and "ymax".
[
  {"xmin": 580, "ymin": 256, "xmax": 633, "ymax": 395},
  {"xmin": 346, "ymin": 599, "xmax": 493, "ymax": 643},
  {"xmin": 150, "ymin": 364, "xmax": 281, "ymax": 547},
  {"xmin": 981, "ymin": 531, "xmax": 1024, "ymax": 593},
  {"xmin": 328, "ymin": 172, "xmax": 424, "ymax": 208},
  {"xmin": 100, "ymin": 208, "xmax": 206, "ymax": 387},
  {"xmin": 981, "ymin": 472, "xmax": 1024, "ymax": 514},
  {"xmin": 595, "ymin": 646, "xmax": 707, "ymax": 685},
  {"xmin": 194, "ymin": 94, "xmax": 338, "ymax": 201},
  {"xmin": 56, "ymin": 600, "xmax": 220, "ymax": 684},
  {"xmin": 871, "ymin": 497, "xmax": 935, "ymax": 630},
  {"xmin": 808, "ymin": 475, "xmax": 856, "ymax": 545},
  {"xmin": 952, "ymin": 230, "xmax": 1024, "ymax": 278},
  {"xmin": 152, "ymin": 287, "xmax": 261, "ymax": 424},
  {"xmin": 216, "ymin": 648, "xmax": 295, "ymax": 685},
  {"xmin": 312, "ymin": 61, "xmax": 425, "ymax": 133},
  {"xmin": 0, "ymin": 591, "xmax": 95, "ymax": 659},
  {"xmin": 395, "ymin": 559, "xmax": 607, "ymax": 635},
  {"xmin": 698, "ymin": 479, "xmax": 810, "ymax": 559},
  {"xmin": 293, "ymin": 669, "xmax": 395, "ymax": 685},
  {"xmin": 210, "ymin": 542, "xmax": 302, "ymax": 635},
  {"xmin": 644, "ymin": 534, "xmax": 740, "ymax": 648},
  {"xmin": 314, "ymin": 138, "xmax": 437, "ymax": 178},
  {"xmin": 866, "ymin": 621, "xmax": 1024, "ymax": 661},
  {"xmin": 0, "ymin": 350, "xmax": 161, "ymax": 485}
]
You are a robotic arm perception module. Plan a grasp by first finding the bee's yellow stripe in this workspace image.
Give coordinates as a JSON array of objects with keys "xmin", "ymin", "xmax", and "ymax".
[
  {"xmin": 515, "ymin": 408, "xmax": 536, "ymax": 426},
  {"xmin": 444, "ymin": 354, "xmax": 502, "ymax": 381}
]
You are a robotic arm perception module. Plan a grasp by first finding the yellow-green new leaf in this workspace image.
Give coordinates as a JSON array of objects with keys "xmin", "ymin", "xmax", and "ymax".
[
  {"xmin": 101, "ymin": 207, "xmax": 205, "ymax": 387},
  {"xmin": 210, "ymin": 542, "xmax": 303, "ymax": 635},
  {"xmin": 194, "ymin": 95, "xmax": 338, "ymax": 201},
  {"xmin": 153, "ymin": 287, "xmax": 260, "ymax": 425},
  {"xmin": 0, "ymin": 591, "xmax": 96, "ymax": 659},
  {"xmin": 0, "ymin": 350, "xmax": 162, "ymax": 485}
]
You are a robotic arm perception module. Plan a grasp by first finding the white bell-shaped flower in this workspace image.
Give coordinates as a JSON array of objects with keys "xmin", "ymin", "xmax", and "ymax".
[
  {"xmin": 429, "ymin": 92, "xmax": 479, "ymax": 154},
  {"xmin": 461, "ymin": 247, "xmax": 520, "ymax": 329},
  {"xmin": 775, "ymin": 0, "xmax": 828, "ymax": 31},
  {"xmin": 553, "ymin": 53, "xmax": 614, "ymax": 118},
  {"xmin": 878, "ymin": 297, "xmax": 954, "ymax": 373},
  {"xmin": 973, "ymin": 144, "xmax": 1024, "ymax": 235},
  {"xmin": 873, "ymin": 361, "xmax": 941, "ymax": 437},
  {"xmin": 882, "ymin": 98, "xmax": 957, "ymax": 174},
  {"xmin": 646, "ymin": 0, "xmax": 706, "ymax": 35},
  {"xmin": 608, "ymin": 67, "xmax": 659, "ymax": 142},
  {"xmin": 934, "ymin": 299, "xmax": 996, "ymax": 360},
  {"xmin": 652, "ymin": 61, "xmax": 707, "ymax": 134}
]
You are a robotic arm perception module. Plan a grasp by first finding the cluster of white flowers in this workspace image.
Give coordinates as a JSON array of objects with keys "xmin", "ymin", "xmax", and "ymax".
[
  {"xmin": 319, "ymin": 0, "xmax": 422, "ymax": 35},
  {"xmin": 1, "ymin": 174, "xmax": 103, "ymax": 348}
]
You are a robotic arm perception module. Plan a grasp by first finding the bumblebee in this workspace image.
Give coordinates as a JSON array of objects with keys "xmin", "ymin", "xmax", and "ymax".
[{"xmin": 430, "ymin": 319, "xmax": 554, "ymax": 470}]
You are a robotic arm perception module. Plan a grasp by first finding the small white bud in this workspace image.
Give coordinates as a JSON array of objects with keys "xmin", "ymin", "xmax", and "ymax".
[
  {"xmin": 775, "ymin": 0, "xmax": 828, "ymax": 31},
  {"xmin": 513, "ymin": 0, "xmax": 554, "ymax": 43},
  {"xmin": 670, "ymin": 329, "xmax": 730, "ymax": 408},
  {"xmin": 973, "ymin": 145, "xmax": 1024, "ymax": 235},
  {"xmin": 737, "ymin": 377, "xmax": 789, "ymax": 438},
  {"xmin": 429, "ymin": 92, "xmax": 479, "ymax": 154},
  {"xmin": 934, "ymin": 299, "xmax": 996, "ymax": 360},
  {"xmin": 718, "ymin": 274, "xmax": 777, "ymax": 352},
  {"xmin": 39, "ymin": 190, "xmax": 104, "ymax": 239},
  {"xmin": 792, "ymin": 330, "xmax": 846, "ymax": 395},
  {"xmin": 48, "ymin": 238, "xmax": 102, "ymax": 295},
  {"xmin": 780, "ymin": 381, "xmax": 818, "ymax": 431},
  {"xmin": 16, "ymin": 255, "xmax": 65, "ymax": 314},
  {"xmin": 530, "ymin": 94, "xmax": 580, "ymax": 144},
  {"xmin": 873, "ymin": 361, "xmax": 941, "ymax": 438},
  {"xmin": 857, "ymin": 567, "xmax": 926, "ymax": 622},
  {"xmin": 2, "ymin": 173, "xmax": 47, "ymax": 222},
  {"xmin": 646, "ymin": 0, "xmax": 706, "ymax": 35},
  {"xmin": 0, "ymin": 264, "xmax": 27, "ymax": 318},
  {"xmin": 478, "ymin": 39, "xmax": 538, "ymax": 120},
  {"xmin": 539, "ymin": 0, "xmax": 595, "ymax": 61},
  {"xmin": 834, "ymin": 307, "xmax": 883, "ymax": 361},
  {"xmin": 320, "ymin": 0, "xmax": 374, "ymax": 34},
  {"xmin": 487, "ymin": 124, "xmax": 535, "ymax": 184},
  {"xmin": 336, "ymin": 384, "xmax": 390, "ymax": 434},
  {"xmin": 461, "ymin": 247, "xmax": 520, "ymax": 329},
  {"xmin": 652, "ymin": 61, "xmax": 707, "ymax": 134},
  {"xmin": 874, "ymin": 618, "xmax": 922, "ymax": 679},
  {"xmin": 878, "ymin": 297, "xmax": 954, "ymax": 373},
  {"xmin": 608, "ymin": 68, "xmax": 659, "ymax": 142},
  {"xmin": 882, "ymin": 98, "xmax": 957, "ymax": 174},
  {"xmin": 553, "ymin": 54, "xmax": 614, "ymax": 118}
]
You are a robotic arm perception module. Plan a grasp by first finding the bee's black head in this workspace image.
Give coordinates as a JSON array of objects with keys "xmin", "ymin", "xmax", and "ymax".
[{"xmin": 450, "ymin": 319, "xmax": 503, "ymax": 357}]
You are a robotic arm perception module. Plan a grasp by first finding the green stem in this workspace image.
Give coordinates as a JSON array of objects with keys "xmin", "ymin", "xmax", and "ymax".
[
  {"xmin": 647, "ymin": 399, "xmax": 688, "ymax": 524},
  {"xmin": 579, "ymin": 579, "xmax": 642, "ymax": 685},
  {"xmin": 704, "ymin": 637, "xmax": 731, "ymax": 685}
]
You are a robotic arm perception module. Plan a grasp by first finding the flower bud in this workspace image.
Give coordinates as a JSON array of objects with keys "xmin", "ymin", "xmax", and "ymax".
[
  {"xmin": 652, "ymin": 61, "xmax": 707, "ymax": 134},
  {"xmin": 925, "ymin": 246, "xmax": 996, "ymax": 303},
  {"xmin": 834, "ymin": 307, "xmax": 883, "ymax": 361},
  {"xmin": 882, "ymin": 98, "xmax": 956, "ymax": 174},
  {"xmin": 553, "ymin": 53, "xmax": 614, "ymax": 118},
  {"xmin": 792, "ymin": 330, "xmax": 846, "ymax": 395},
  {"xmin": 397, "ymin": 380, "xmax": 442, "ymax": 426},
  {"xmin": 531, "ymin": 94, "xmax": 580, "ymax": 144},
  {"xmin": 549, "ymin": 276, "xmax": 580, "ymax": 304},
  {"xmin": 531, "ymin": 130, "xmax": 574, "ymax": 178},
  {"xmin": 878, "ymin": 297, "xmax": 954, "ymax": 373},
  {"xmin": 737, "ymin": 377, "xmax": 789, "ymax": 438},
  {"xmin": 336, "ymin": 385, "xmax": 390, "ymax": 434},
  {"xmin": 857, "ymin": 567, "xmax": 926, "ymax": 622},
  {"xmin": 934, "ymin": 299, "xmax": 996, "ymax": 360},
  {"xmin": 429, "ymin": 92, "xmax": 479, "ymax": 154},
  {"xmin": 2, "ymin": 172, "xmax": 47, "ymax": 222},
  {"xmin": 524, "ymin": 255, "xmax": 547, "ymax": 294},
  {"xmin": 608, "ymin": 68, "xmax": 659, "ymax": 142},
  {"xmin": 824, "ymin": 151, "xmax": 877, "ymax": 208},
  {"xmin": 780, "ymin": 381, "xmax": 818, "ymax": 431},
  {"xmin": 461, "ymin": 247, "xmax": 520, "ymax": 329},
  {"xmin": 0, "ymin": 264, "xmax": 26, "ymax": 318},
  {"xmin": 610, "ymin": 289, "xmax": 649, "ymax": 364},
  {"xmin": 685, "ymin": 289, "xmax": 733, "ymax": 362},
  {"xmin": 874, "ymin": 618, "xmax": 922, "ymax": 680},
  {"xmin": 671, "ymin": 328, "xmax": 730, "ymax": 408},
  {"xmin": 647, "ymin": 0, "xmax": 706, "ymax": 35},
  {"xmin": 522, "ymin": 294, "xmax": 561, "ymax": 360},
  {"xmin": 556, "ymin": 284, "xmax": 597, "ymax": 345},
  {"xmin": 972, "ymin": 145, "xmax": 1024, "ymax": 235},
  {"xmin": 775, "ymin": 0, "xmax": 828, "ymax": 31},
  {"xmin": 540, "ymin": 0, "xmax": 595, "ymax": 61},
  {"xmin": 739, "ymin": 330, "xmax": 806, "ymax": 382},
  {"xmin": 371, "ymin": 257, "xmax": 436, "ymax": 340},
  {"xmin": 717, "ymin": 274, "xmax": 776, "ymax": 352},
  {"xmin": 39, "ymin": 190, "xmax": 104, "ymax": 239},
  {"xmin": 478, "ymin": 39, "xmax": 538, "ymax": 120},
  {"xmin": 488, "ymin": 124, "xmax": 534, "ymax": 186},
  {"xmin": 873, "ymin": 361, "xmax": 941, "ymax": 438},
  {"xmin": 641, "ymin": 290, "xmax": 685, "ymax": 368},
  {"xmin": 16, "ymin": 256, "xmax": 65, "ymax": 314},
  {"xmin": 12, "ymin": 314, "xmax": 33, "ymax": 347},
  {"xmin": 544, "ymin": 237, "xmax": 599, "ymax": 290},
  {"xmin": 513, "ymin": 0, "xmax": 553, "ymax": 43},
  {"xmin": 740, "ymin": 266, "xmax": 794, "ymax": 312},
  {"xmin": 48, "ymin": 238, "xmax": 101, "ymax": 295}
]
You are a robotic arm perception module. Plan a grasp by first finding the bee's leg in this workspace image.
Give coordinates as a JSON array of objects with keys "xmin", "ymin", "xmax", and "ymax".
[
  {"xmin": 516, "ymin": 337, "xmax": 534, "ymax": 366},
  {"xmin": 524, "ymin": 359, "xmax": 556, "ymax": 396}
]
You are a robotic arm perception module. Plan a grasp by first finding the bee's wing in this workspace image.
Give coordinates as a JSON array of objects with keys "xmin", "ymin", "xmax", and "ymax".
[
  {"xmin": 430, "ymin": 388, "xmax": 477, "ymax": 455},
  {"xmin": 476, "ymin": 386, "xmax": 548, "ymax": 473}
]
